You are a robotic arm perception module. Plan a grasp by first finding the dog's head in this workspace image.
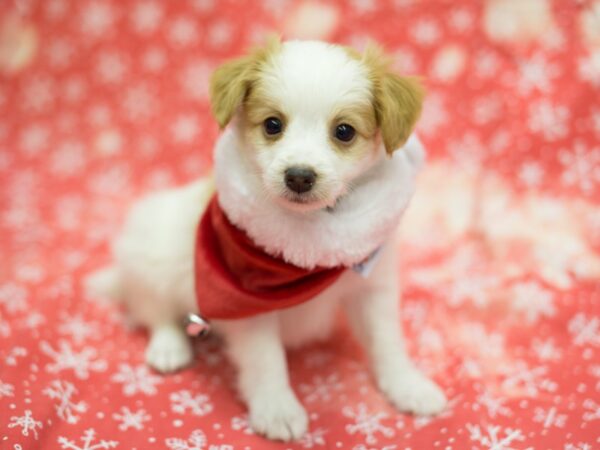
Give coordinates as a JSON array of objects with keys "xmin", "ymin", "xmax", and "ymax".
[{"xmin": 210, "ymin": 39, "xmax": 424, "ymax": 212}]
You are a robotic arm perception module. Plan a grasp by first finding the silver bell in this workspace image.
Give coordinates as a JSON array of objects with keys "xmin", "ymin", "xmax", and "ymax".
[{"xmin": 184, "ymin": 313, "xmax": 211, "ymax": 338}]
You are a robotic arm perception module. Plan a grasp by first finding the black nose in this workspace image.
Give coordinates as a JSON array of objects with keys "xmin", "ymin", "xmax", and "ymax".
[{"xmin": 284, "ymin": 167, "xmax": 316, "ymax": 194}]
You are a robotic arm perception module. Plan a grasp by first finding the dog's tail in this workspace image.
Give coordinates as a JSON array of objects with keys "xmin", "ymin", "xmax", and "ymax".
[{"xmin": 84, "ymin": 265, "xmax": 123, "ymax": 303}]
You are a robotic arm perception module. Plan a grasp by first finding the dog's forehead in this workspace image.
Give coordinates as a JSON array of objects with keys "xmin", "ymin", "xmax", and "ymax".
[{"xmin": 262, "ymin": 41, "xmax": 372, "ymax": 114}]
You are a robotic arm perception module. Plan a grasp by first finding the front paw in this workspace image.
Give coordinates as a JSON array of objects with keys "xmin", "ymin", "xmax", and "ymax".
[
  {"xmin": 248, "ymin": 390, "xmax": 308, "ymax": 441},
  {"xmin": 378, "ymin": 368, "xmax": 447, "ymax": 416}
]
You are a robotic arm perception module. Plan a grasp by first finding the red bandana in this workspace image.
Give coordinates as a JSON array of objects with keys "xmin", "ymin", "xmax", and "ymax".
[{"xmin": 194, "ymin": 196, "xmax": 345, "ymax": 320}]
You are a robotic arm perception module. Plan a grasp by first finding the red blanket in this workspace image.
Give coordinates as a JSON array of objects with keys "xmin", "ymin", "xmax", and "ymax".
[{"xmin": 1, "ymin": 1, "xmax": 599, "ymax": 449}]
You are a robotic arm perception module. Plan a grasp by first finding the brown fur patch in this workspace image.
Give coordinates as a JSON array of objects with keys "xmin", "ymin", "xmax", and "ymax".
[
  {"xmin": 360, "ymin": 42, "xmax": 425, "ymax": 154},
  {"xmin": 209, "ymin": 36, "xmax": 282, "ymax": 128}
]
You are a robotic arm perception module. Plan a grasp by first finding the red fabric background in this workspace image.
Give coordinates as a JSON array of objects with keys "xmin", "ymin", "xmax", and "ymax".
[{"xmin": 1, "ymin": 1, "xmax": 599, "ymax": 449}]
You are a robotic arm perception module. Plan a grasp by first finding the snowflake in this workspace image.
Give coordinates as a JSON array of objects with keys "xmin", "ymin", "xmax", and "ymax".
[
  {"xmin": 40, "ymin": 340, "xmax": 107, "ymax": 379},
  {"xmin": 0, "ymin": 282, "xmax": 28, "ymax": 313},
  {"xmin": 510, "ymin": 281, "xmax": 555, "ymax": 323},
  {"xmin": 0, "ymin": 380, "xmax": 15, "ymax": 397},
  {"xmin": 353, "ymin": 446, "xmax": 397, "ymax": 450},
  {"xmin": 578, "ymin": 51, "xmax": 600, "ymax": 87},
  {"xmin": 418, "ymin": 93, "xmax": 447, "ymax": 135},
  {"xmin": 58, "ymin": 429, "xmax": 118, "ymax": 450},
  {"xmin": 168, "ymin": 17, "xmax": 198, "ymax": 46},
  {"xmin": 582, "ymin": 398, "xmax": 600, "ymax": 422},
  {"xmin": 170, "ymin": 389, "xmax": 213, "ymax": 416},
  {"xmin": 558, "ymin": 142, "xmax": 600, "ymax": 195},
  {"xmin": 447, "ymin": 275, "xmax": 496, "ymax": 309},
  {"xmin": 130, "ymin": 1, "xmax": 163, "ymax": 34},
  {"xmin": 111, "ymin": 363, "xmax": 162, "ymax": 396},
  {"xmin": 299, "ymin": 373, "xmax": 343, "ymax": 403},
  {"xmin": 568, "ymin": 313, "xmax": 600, "ymax": 347},
  {"xmin": 8, "ymin": 410, "xmax": 43, "ymax": 440},
  {"xmin": 207, "ymin": 21, "xmax": 233, "ymax": 47},
  {"xmin": 47, "ymin": 38, "xmax": 74, "ymax": 69},
  {"xmin": 165, "ymin": 429, "xmax": 207, "ymax": 450},
  {"xmin": 142, "ymin": 47, "xmax": 167, "ymax": 72},
  {"xmin": 343, "ymin": 403, "xmax": 395, "ymax": 445},
  {"xmin": 171, "ymin": 115, "xmax": 200, "ymax": 143},
  {"xmin": 180, "ymin": 60, "xmax": 212, "ymax": 100},
  {"xmin": 410, "ymin": 18, "xmax": 440, "ymax": 45},
  {"xmin": 122, "ymin": 84, "xmax": 156, "ymax": 121},
  {"xmin": 96, "ymin": 51, "xmax": 128, "ymax": 84},
  {"xmin": 63, "ymin": 76, "xmax": 86, "ymax": 103},
  {"xmin": 518, "ymin": 161, "xmax": 544, "ymax": 187},
  {"xmin": 474, "ymin": 51, "xmax": 501, "ymax": 79},
  {"xmin": 50, "ymin": 141, "xmax": 86, "ymax": 177},
  {"xmin": 533, "ymin": 406, "xmax": 567, "ymax": 428},
  {"xmin": 531, "ymin": 338, "xmax": 561, "ymax": 362},
  {"xmin": 21, "ymin": 75, "xmax": 55, "ymax": 112},
  {"xmin": 112, "ymin": 406, "xmax": 150, "ymax": 431},
  {"xmin": 501, "ymin": 361, "xmax": 556, "ymax": 397},
  {"xmin": 19, "ymin": 123, "xmax": 49, "ymax": 156},
  {"xmin": 476, "ymin": 391, "xmax": 512, "ymax": 419},
  {"xmin": 466, "ymin": 424, "xmax": 525, "ymax": 450},
  {"xmin": 80, "ymin": 1, "xmax": 115, "ymax": 37},
  {"xmin": 449, "ymin": 8, "xmax": 473, "ymax": 31},
  {"xmin": 43, "ymin": 380, "xmax": 88, "ymax": 424},
  {"xmin": 528, "ymin": 99, "xmax": 569, "ymax": 141},
  {"xmin": 350, "ymin": 0, "xmax": 375, "ymax": 13},
  {"xmin": 230, "ymin": 414, "xmax": 254, "ymax": 434},
  {"xmin": 565, "ymin": 443, "xmax": 593, "ymax": 450},
  {"xmin": 517, "ymin": 54, "xmax": 559, "ymax": 94},
  {"xmin": 299, "ymin": 427, "xmax": 327, "ymax": 448},
  {"xmin": 58, "ymin": 314, "xmax": 100, "ymax": 344}
]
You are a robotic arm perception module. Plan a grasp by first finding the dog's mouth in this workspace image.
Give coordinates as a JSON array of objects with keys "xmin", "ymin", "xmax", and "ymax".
[{"xmin": 278, "ymin": 190, "xmax": 330, "ymax": 211}]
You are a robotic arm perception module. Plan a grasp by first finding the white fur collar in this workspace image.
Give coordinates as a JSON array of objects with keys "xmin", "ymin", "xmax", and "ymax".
[{"xmin": 214, "ymin": 128, "xmax": 425, "ymax": 270}]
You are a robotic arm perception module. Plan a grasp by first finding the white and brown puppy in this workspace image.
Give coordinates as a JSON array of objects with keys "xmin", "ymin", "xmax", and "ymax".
[{"xmin": 88, "ymin": 39, "xmax": 447, "ymax": 441}]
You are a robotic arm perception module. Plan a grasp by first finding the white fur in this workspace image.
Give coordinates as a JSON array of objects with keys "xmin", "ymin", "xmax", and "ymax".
[{"xmin": 88, "ymin": 41, "xmax": 446, "ymax": 442}]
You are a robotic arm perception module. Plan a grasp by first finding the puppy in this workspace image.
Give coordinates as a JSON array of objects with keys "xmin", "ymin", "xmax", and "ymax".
[{"xmin": 88, "ymin": 39, "xmax": 447, "ymax": 441}]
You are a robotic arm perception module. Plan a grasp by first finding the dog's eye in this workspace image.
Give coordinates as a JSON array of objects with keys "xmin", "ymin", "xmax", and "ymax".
[
  {"xmin": 334, "ymin": 124, "xmax": 356, "ymax": 143},
  {"xmin": 264, "ymin": 117, "xmax": 283, "ymax": 135}
]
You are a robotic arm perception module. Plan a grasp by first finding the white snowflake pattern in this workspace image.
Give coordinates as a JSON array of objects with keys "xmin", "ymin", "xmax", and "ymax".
[
  {"xmin": 111, "ymin": 363, "xmax": 162, "ymax": 396},
  {"xmin": 230, "ymin": 414, "xmax": 254, "ymax": 434},
  {"xmin": 528, "ymin": 99, "xmax": 569, "ymax": 141},
  {"xmin": 343, "ymin": 403, "xmax": 395, "ymax": 445},
  {"xmin": 449, "ymin": 8, "xmax": 473, "ymax": 31},
  {"xmin": 466, "ymin": 424, "xmax": 525, "ymax": 450},
  {"xmin": 142, "ymin": 47, "xmax": 167, "ymax": 72},
  {"xmin": 531, "ymin": 338, "xmax": 562, "ymax": 362},
  {"xmin": 96, "ymin": 51, "xmax": 128, "ymax": 84},
  {"xmin": 476, "ymin": 391, "xmax": 512, "ymax": 418},
  {"xmin": 501, "ymin": 361, "xmax": 556, "ymax": 397},
  {"xmin": 21, "ymin": 75, "xmax": 55, "ymax": 112},
  {"xmin": 43, "ymin": 380, "xmax": 88, "ymax": 424},
  {"xmin": 533, "ymin": 406, "xmax": 567, "ymax": 428},
  {"xmin": 299, "ymin": 427, "xmax": 327, "ymax": 448},
  {"xmin": 518, "ymin": 161, "xmax": 544, "ymax": 187},
  {"xmin": 578, "ymin": 51, "xmax": 600, "ymax": 87},
  {"xmin": 58, "ymin": 428, "xmax": 118, "ymax": 450},
  {"xmin": 568, "ymin": 313, "xmax": 600, "ymax": 347},
  {"xmin": 170, "ymin": 389, "xmax": 213, "ymax": 416},
  {"xmin": 50, "ymin": 141, "xmax": 87, "ymax": 177},
  {"xmin": 58, "ymin": 314, "xmax": 100, "ymax": 344},
  {"xmin": 0, "ymin": 380, "xmax": 15, "ymax": 397},
  {"xmin": 5, "ymin": 346, "xmax": 27, "ymax": 366},
  {"xmin": 558, "ymin": 142, "xmax": 600, "ymax": 195},
  {"xmin": 168, "ymin": 17, "xmax": 198, "ymax": 46},
  {"xmin": 47, "ymin": 38, "xmax": 74, "ymax": 69},
  {"xmin": 165, "ymin": 429, "xmax": 209, "ymax": 450},
  {"xmin": 565, "ymin": 443, "xmax": 592, "ymax": 450},
  {"xmin": 418, "ymin": 93, "xmax": 447, "ymax": 135},
  {"xmin": 80, "ymin": 1, "xmax": 116, "ymax": 37},
  {"xmin": 180, "ymin": 61, "xmax": 212, "ymax": 100},
  {"xmin": 40, "ymin": 340, "xmax": 107, "ymax": 379},
  {"xmin": 122, "ymin": 84, "xmax": 156, "ymax": 121},
  {"xmin": 130, "ymin": 1, "xmax": 163, "ymax": 34},
  {"xmin": 582, "ymin": 398, "xmax": 600, "ymax": 422},
  {"xmin": 410, "ymin": 18, "xmax": 440, "ymax": 45},
  {"xmin": 112, "ymin": 406, "xmax": 151, "ymax": 430},
  {"xmin": 207, "ymin": 21, "xmax": 233, "ymax": 47},
  {"xmin": 299, "ymin": 373, "xmax": 343, "ymax": 403},
  {"xmin": 8, "ymin": 410, "xmax": 43, "ymax": 440},
  {"xmin": 511, "ymin": 281, "xmax": 555, "ymax": 323},
  {"xmin": 19, "ymin": 123, "xmax": 50, "ymax": 156},
  {"xmin": 171, "ymin": 115, "xmax": 200, "ymax": 143},
  {"xmin": 517, "ymin": 54, "xmax": 559, "ymax": 95},
  {"xmin": 0, "ymin": 282, "xmax": 28, "ymax": 313}
]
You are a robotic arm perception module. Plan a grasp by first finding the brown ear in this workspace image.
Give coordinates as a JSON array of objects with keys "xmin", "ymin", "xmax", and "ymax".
[
  {"xmin": 210, "ymin": 37, "xmax": 281, "ymax": 129},
  {"xmin": 363, "ymin": 44, "xmax": 425, "ymax": 154}
]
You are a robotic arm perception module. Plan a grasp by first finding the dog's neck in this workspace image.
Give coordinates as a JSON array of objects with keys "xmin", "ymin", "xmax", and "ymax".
[{"xmin": 213, "ymin": 128, "xmax": 424, "ymax": 270}]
